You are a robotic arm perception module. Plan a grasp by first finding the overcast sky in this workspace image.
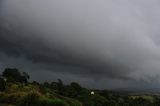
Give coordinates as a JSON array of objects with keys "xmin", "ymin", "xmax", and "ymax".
[{"xmin": 0, "ymin": 0, "xmax": 160, "ymax": 89}]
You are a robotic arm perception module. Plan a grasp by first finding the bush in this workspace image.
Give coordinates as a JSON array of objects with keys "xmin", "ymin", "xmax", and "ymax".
[
  {"xmin": 19, "ymin": 92, "xmax": 69, "ymax": 106},
  {"xmin": 0, "ymin": 93, "xmax": 7, "ymax": 103},
  {"xmin": 19, "ymin": 92, "xmax": 39, "ymax": 106},
  {"xmin": 38, "ymin": 98, "xmax": 69, "ymax": 106},
  {"xmin": 49, "ymin": 99, "xmax": 68, "ymax": 106},
  {"xmin": 0, "ymin": 78, "xmax": 6, "ymax": 91}
]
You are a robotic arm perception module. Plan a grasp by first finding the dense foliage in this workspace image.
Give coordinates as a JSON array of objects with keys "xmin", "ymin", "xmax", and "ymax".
[
  {"xmin": 1, "ymin": 68, "xmax": 160, "ymax": 106},
  {"xmin": 2, "ymin": 68, "xmax": 30, "ymax": 83}
]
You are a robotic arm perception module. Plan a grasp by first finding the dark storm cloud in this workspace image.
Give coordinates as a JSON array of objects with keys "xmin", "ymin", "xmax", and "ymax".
[
  {"xmin": 1, "ymin": 0, "xmax": 160, "ymax": 88},
  {"xmin": 0, "ymin": 23, "xmax": 131, "ymax": 80}
]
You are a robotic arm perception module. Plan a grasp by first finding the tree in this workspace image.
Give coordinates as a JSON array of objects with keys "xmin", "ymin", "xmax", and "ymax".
[
  {"xmin": 50, "ymin": 82, "xmax": 58, "ymax": 90},
  {"xmin": 0, "ymin": 77, "xmax": 6, "ymax": 91},
  {"xmin": 57, "ymin": 79, "xmax": 65, "ymax": 95},
  {"xmin": 2, "ymin": 68, "xmax": 29, "ymax": 83},
  {"xmin": 43, "ymin": 82, "xmax": 50, "ymax": 88},
  {"xmin": 2, "ymin": 68, "xmax": 21, "ymax": 82},
  {"xmin": 22, "ymin": 72, "xmax": 30, "ymax": 83},
  {"xmin": 70, "ymin": 82, "xmax": 82, "ymax": 91},
  {"xmin": 65, "ymin": 82, "xmax": 82, "ymax": 98}
]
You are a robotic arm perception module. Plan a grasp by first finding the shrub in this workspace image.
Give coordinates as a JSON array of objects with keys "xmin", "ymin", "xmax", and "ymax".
[
  {"xmin": 0, "ymin": 78, "xmax": 6, "ymax": 91},
  {"xmin": 48, "ymin": 99, "xmax": 69, "ymax": 106},
  {"xmin": 19, "ymin": 92, "xmax": 69, "ymax": 106},
  {"xmin": 19, "ymin": 92, "xmax": 39, "ymax": 106},
  {"xmin": 38, "ymin": 97, "xmax": 69, "ymax": 106}
]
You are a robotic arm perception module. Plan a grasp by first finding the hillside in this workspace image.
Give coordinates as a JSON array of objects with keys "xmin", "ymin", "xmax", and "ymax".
[
  {"xmin": 0, "ymin": 83, "xmax": 82, "ymax": 106},
  {"xmin": 1, "ymin": 68, "xmax": 160, "ymax": 106}
]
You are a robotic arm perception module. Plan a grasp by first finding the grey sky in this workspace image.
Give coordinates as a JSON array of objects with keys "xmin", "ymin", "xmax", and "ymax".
[{"xmin": 0, "ymin": 0, "xmax": 160, "ymax": 89}]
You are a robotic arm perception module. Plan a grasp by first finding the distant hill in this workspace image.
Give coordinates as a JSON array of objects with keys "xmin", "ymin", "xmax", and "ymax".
[{"xmin": 112, "ymin": 88, "xmax": 160, "ymax": 96}]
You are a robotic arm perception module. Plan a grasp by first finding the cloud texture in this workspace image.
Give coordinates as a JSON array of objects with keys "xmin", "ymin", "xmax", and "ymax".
[{"xmin": 0, "ymin": 0, "xmax": 160, "ymax": 89}]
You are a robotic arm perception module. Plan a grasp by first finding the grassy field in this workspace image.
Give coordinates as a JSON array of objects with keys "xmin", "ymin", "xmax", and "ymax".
[{"xmin": 0, "ymin": 83, "xmax": 82, "ymax": 106}]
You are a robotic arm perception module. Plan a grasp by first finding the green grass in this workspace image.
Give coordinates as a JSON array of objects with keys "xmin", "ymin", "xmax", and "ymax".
[{"xmin": 0, "ymin": 83, "xmax": 82, "ymax": 106}]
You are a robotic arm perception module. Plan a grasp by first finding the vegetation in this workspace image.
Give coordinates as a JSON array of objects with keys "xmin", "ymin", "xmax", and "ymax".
[
  {"xmin": 2, "ymin": 68, "xmax": 29, "ymax": 83},
  {"xmin": 0, "ymin": 78, "xmax": 5, "ymax": 91},
  {"xmin": 1, "ymin": 68, "xmax": 160, "ymax": 106}
]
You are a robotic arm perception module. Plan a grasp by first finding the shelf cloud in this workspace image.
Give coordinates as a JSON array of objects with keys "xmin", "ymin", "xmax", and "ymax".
[{"xmin": 0, "ymin": 0, "xmax": 160, "ymax": 89}]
